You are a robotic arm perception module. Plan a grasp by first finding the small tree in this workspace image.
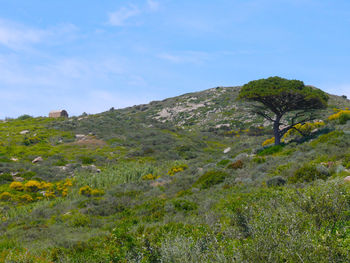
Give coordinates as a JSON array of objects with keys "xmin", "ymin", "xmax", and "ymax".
[{"xmin": 239, "ymin": 76, "xmax": 328, "ymax": 145}]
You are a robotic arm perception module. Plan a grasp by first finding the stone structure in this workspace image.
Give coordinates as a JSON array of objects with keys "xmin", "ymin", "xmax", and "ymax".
[{"xmin": 49, "ymin": 110, "xmax": 68, "ymax": 118}]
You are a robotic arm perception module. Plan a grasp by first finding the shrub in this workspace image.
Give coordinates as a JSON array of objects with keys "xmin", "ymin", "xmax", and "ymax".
[
  {"xmin": 9, "ymin": 181, "xmax": 24, "ymax": 191},
  {"xmin": 227, "ymin": 160, "xmax": 243, "ymax": 169},
  {"xmin": 0, "ymin": 173, "xmax": 13, "ymax": 184},
  {"xmin": 79, "ymin": 185, "xmax": 93, "ymax": 197},
  {"xmin": 289, "ymin": 164, "xmax": 329, "ymax": 183},
  {"xmin": 17, "ymin": 114, "xmax": 33, "ymax": 120},
  {"xmin": 79, "ymin": 156, "xmax": 95, "ymax": 165},
  {"xmin": 339, "ymin": 112, "xmax": 350, "ymax": 124},
  {"xmin": 266, "ymin": 176, "xmax": 286, "ymax": 187},
  {"xmin": 258, "ymin": 145, "xmax": 284, "ymax": 156},
  {"xmin": 216, "ymin": 159, "xmax": 230, "ymax": 167},
  {"xmin": 91, "ymin": 189, "xmax": 104, "ymax": 196},
  {"xmin": 328, "ymin": 109, "xmax": 350, "ymax": 123},
  {"xmin": 168, "ymin": 164, "xmax": 188, "ymax": 176},
  {"xmin": 142, "ymin": 173, "xmax": 157, "ymax": 180},
  {"xmin": 195, "ymin": 170, "xmax": 228, "ymax": 189},
  {"xmin": 0, "ymin": 192, "xmax": 12, "ymax": 201},
  {"xmin": 24, "ymin": 180, "xmax": 42, "ymax": 192},
  {"xmin": 172, "ymin": 199, "xmax": 198, "ymax": 212},
  {"xmin": 18, "ymin": 194, "xmax": 34, "ymax": 202}
]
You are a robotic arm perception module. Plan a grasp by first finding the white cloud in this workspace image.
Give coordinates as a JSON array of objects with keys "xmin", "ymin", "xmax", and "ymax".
[
  {"xmin": 157, "ymin": 51, "xmax": 209, "ymax": 64},
  {"xmin": 0, "ymin": 19, "xmax": 78, "ymax": 50},
  {"xmin": 108, "ymin": 5, "xmax": 140, "ymax": 26},
  {"xmin": 0, "ymin": 19, "xmax": 45, "ymax": 49}
]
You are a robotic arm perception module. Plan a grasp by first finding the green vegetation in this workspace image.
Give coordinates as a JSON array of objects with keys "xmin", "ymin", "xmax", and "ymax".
[
  {"xmin": 0, "ymin": 86, "xmax": 349, "ymax": 262},
  {"xmin": 239, "ymin": 76, "xmax": 329, "ymax": 145}
]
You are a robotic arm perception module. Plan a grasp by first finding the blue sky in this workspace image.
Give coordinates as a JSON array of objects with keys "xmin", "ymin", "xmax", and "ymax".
[{"xmin": 0, "ymin": 0, "xmax": 349, "ymax": 118}]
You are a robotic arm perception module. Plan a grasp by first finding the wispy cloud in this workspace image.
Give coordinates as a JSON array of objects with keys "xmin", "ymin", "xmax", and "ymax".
[
  {"xmin": 0, "ymin": 19, "xmax": 78, "ymax": 50},
  {"xmin": 108, "ymin": 0, "xmax": 160, "ymax": 27},
  {"xmin": 157, "ymin": 51, "xmax": 210, "ymax": 64},
  {"xmin": 108, "ymin": 5, "xmax": 140, "ymax": 26}
]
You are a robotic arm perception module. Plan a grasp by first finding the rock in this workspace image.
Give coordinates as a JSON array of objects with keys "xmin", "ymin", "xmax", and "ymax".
[
  {"xmin": 316, "ymin": 164, "xmax": 330, "ymax": 177},
  {"xmin": 13, "ymin": 176, "xmax": 24, "ymax": 182},
  {"xmin": 335, "ymin": 165, "xmax": 345, "ymax": 174},
  {"xmin": 223, "ymin": 147, "xmax": 231, "ymax": 154},
  {"xmin": 344, "ymin": 176, "xmax": 350, "ymax": 183},
  {"xmin": 75, "ymin": 134, "xmax": 86, "ymax": 140},
  {"xmin": 32, "ymin": 156, "xmax": 43, "ymax": 164},
  {"xmin": 82, "ymin": 165, "xmax": 100, "ymax": 173},
  {"xmin": 266, "ymin": 176, "xmax": 286, "ymax": 187},
  {"xmin": 20, "ymin": 130, "xmax": 29, "ymax": 135}
]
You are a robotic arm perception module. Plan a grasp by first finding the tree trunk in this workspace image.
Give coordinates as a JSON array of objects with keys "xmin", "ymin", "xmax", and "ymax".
[{"xmin": 273, "ymin": 116, "xmax": 281, "ymax": 145}]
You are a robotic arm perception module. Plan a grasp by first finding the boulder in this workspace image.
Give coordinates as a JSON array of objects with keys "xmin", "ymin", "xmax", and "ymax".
[
  {"xmin": 223, "ymin": 147, "xmax": 231, "ymax": 154},
  {"xmin": 20, "ymin": 130, "xmax": 29, "ymax": 135},
  {"xmin": 32, "ymin": 156, "xmax": 43, "ymax": 164}
]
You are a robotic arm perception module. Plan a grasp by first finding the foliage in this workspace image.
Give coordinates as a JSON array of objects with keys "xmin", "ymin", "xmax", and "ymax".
[
  {"xmin": 194, "ymin": 170, "xmax": 229, "ymax": 189},
  {"xmin": 289, "ymin": 164, "xmax": 330, "ymax": 183},
  {"xmin": 239, "ymin": 76, "xmax": 328, "ymax": 145}
]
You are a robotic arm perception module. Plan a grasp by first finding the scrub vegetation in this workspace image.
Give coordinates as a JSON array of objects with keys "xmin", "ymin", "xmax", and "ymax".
[{"xmin": 0, "ymin": 84, "xmax": 349, "ymax": 262}]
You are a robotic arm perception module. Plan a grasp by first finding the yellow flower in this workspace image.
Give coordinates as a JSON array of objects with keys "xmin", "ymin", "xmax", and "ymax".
[
  {"xmin": 9, "ymin": 181, "xmax": 24, "ymax": 191},
  {"xmin": 24, "ymin": 180, "xmax": 42, "ymax": 192}
]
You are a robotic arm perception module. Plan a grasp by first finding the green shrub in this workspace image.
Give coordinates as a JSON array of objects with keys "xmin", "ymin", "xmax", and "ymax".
[
  {"xmin": 257, "ymin": 145, "xmax": 284, "ymax": 156},
  {"xmin": 266, "ymin": 176, "xmax": 286, "ymax": 187},
  {"xmin": 0, "ymin": 173, "xmax": 13, "ymax": 184},
  {"xmin": 289, "ymin": 164, "xmax": 330, "ymax": 183},
  {"xmin": 339, "ymin": 112, "xmax": 350, "ymax": 124},
  {"xmin": 172, "ymin": 199, "xmax": 198, "ymax": 212},
  {"xmin": 79, "ymin": 156, "xmax": 95, "ymax": 165},
  {"xmin": 17, "ymin": 114, "xmax": 33, "ymax": 120},
  {"xmin": 216, "ymin": 159, "xmax": 230, "ymax": 167},
  {"xmin": 195, "ymin": 170, "xmax": 228, "ymax": 189}
]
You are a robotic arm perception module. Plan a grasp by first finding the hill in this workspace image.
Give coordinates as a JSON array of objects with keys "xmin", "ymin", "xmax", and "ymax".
[{"xmin": 0, "ymin": 86, "xmax": 350, "ymax": 262}]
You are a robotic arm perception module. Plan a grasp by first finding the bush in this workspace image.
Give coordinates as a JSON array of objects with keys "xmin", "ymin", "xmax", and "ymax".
[
  {"xmin": 172, "ymin": 199, "xmax": 198, "ymax": 212},
  {"xmin": 195, "ymin": 170, "xmax": 228, "ymax": 189},
  {"xmin": 79, "ymin": 156, "xmax": 95, "ymax": 165},
  {"xmin": 0, "ymin": 173, "xmax": 13, "ymax": 184},
  {"xmin": 257, "ymin": 145, "xmax": 284, "ymax": 156},
  {"xmin": 216, "ymin": 159, "xmax": 230, "ymax": 167},
  {"xmin": 79, "ymin": 185, "xmax": 93, "ymax": 197},
  {"xmin": 266, "ymin": 176, "xmax": 286, "ymax": 187},
  {"xmin": 9, "ymin": 181, "xmax": 24, "ymax": 191},
  {"xmin": 24, "ymin": 180, "xmax": 42, "ymax": 192},
  {"xmin": 289, "ymin": 164, "xmax": 329, "ymax": 183},
  {"xmin": 227, "ymin": 160, "xmax": 243, "ymax": 169},
  {"xmin": 0, "ymin": 192, "xmax": 12, "ymax": 201}
]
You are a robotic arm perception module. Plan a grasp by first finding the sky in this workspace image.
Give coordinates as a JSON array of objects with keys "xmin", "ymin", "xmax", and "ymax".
[{"xmin": 0, "ymin": 0, "xmax": 350, "ymax": 118}]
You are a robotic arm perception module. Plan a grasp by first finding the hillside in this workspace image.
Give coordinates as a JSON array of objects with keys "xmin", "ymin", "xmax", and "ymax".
[{"xmin": 0, "ymin": 86, "xmax": 350, "ymax": 262}]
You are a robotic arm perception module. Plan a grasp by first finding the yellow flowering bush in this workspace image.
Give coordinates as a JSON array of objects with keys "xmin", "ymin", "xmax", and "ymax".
[
  {"xmin": 328, "ymin": 109, "xmax": 350, "ymax": 123},
  {"xmin": 18, "ymin": 194, "xmax": 34, "ymax": 203},
  {"xmin": 262, "ymin": 121, "xmax": 325, "ymax": 146},
  {"xmin": 9, "ymin": 181, "xmax": 24, "ymax": 191},
  {"xmin": 24, "ymin": 180, "xmax": 42, "ymax": 192},
  {"xmin": 40, "ymin": 182, "xmax": 53, "ymax": 190},
  {"xmin": 168, "ymin": 164, "xmax": 188, "ymax": 176},
  {"xmin": 91, "ymin": 189, "xmax": 105, "ymax": 196},
  {"xmin": 79, "ymin": 185, "xmax": 92, "ymax": 196},
  {"xmin": 262, "ymin": 137, "xmax": 275, "ymax": 146},
  {"xmin": 0, "ymin": 192, "xmax": 12, "ymax": 201},
  {"xmin": 79, "ymin": 185, "xmax": 104, "ymax": 197},
  {"xmin": 283, "ymin": 121, "xmax": 325, "ymax": 138},
  {"xmin": 142, "ymin": 173, "xmax": 157, "ymax": 180}
]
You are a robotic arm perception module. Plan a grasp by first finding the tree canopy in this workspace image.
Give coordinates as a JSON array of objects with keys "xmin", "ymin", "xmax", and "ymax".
[{"xmin": 239, "ymin": 76, "xmax": 329, "ymax": 145}]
